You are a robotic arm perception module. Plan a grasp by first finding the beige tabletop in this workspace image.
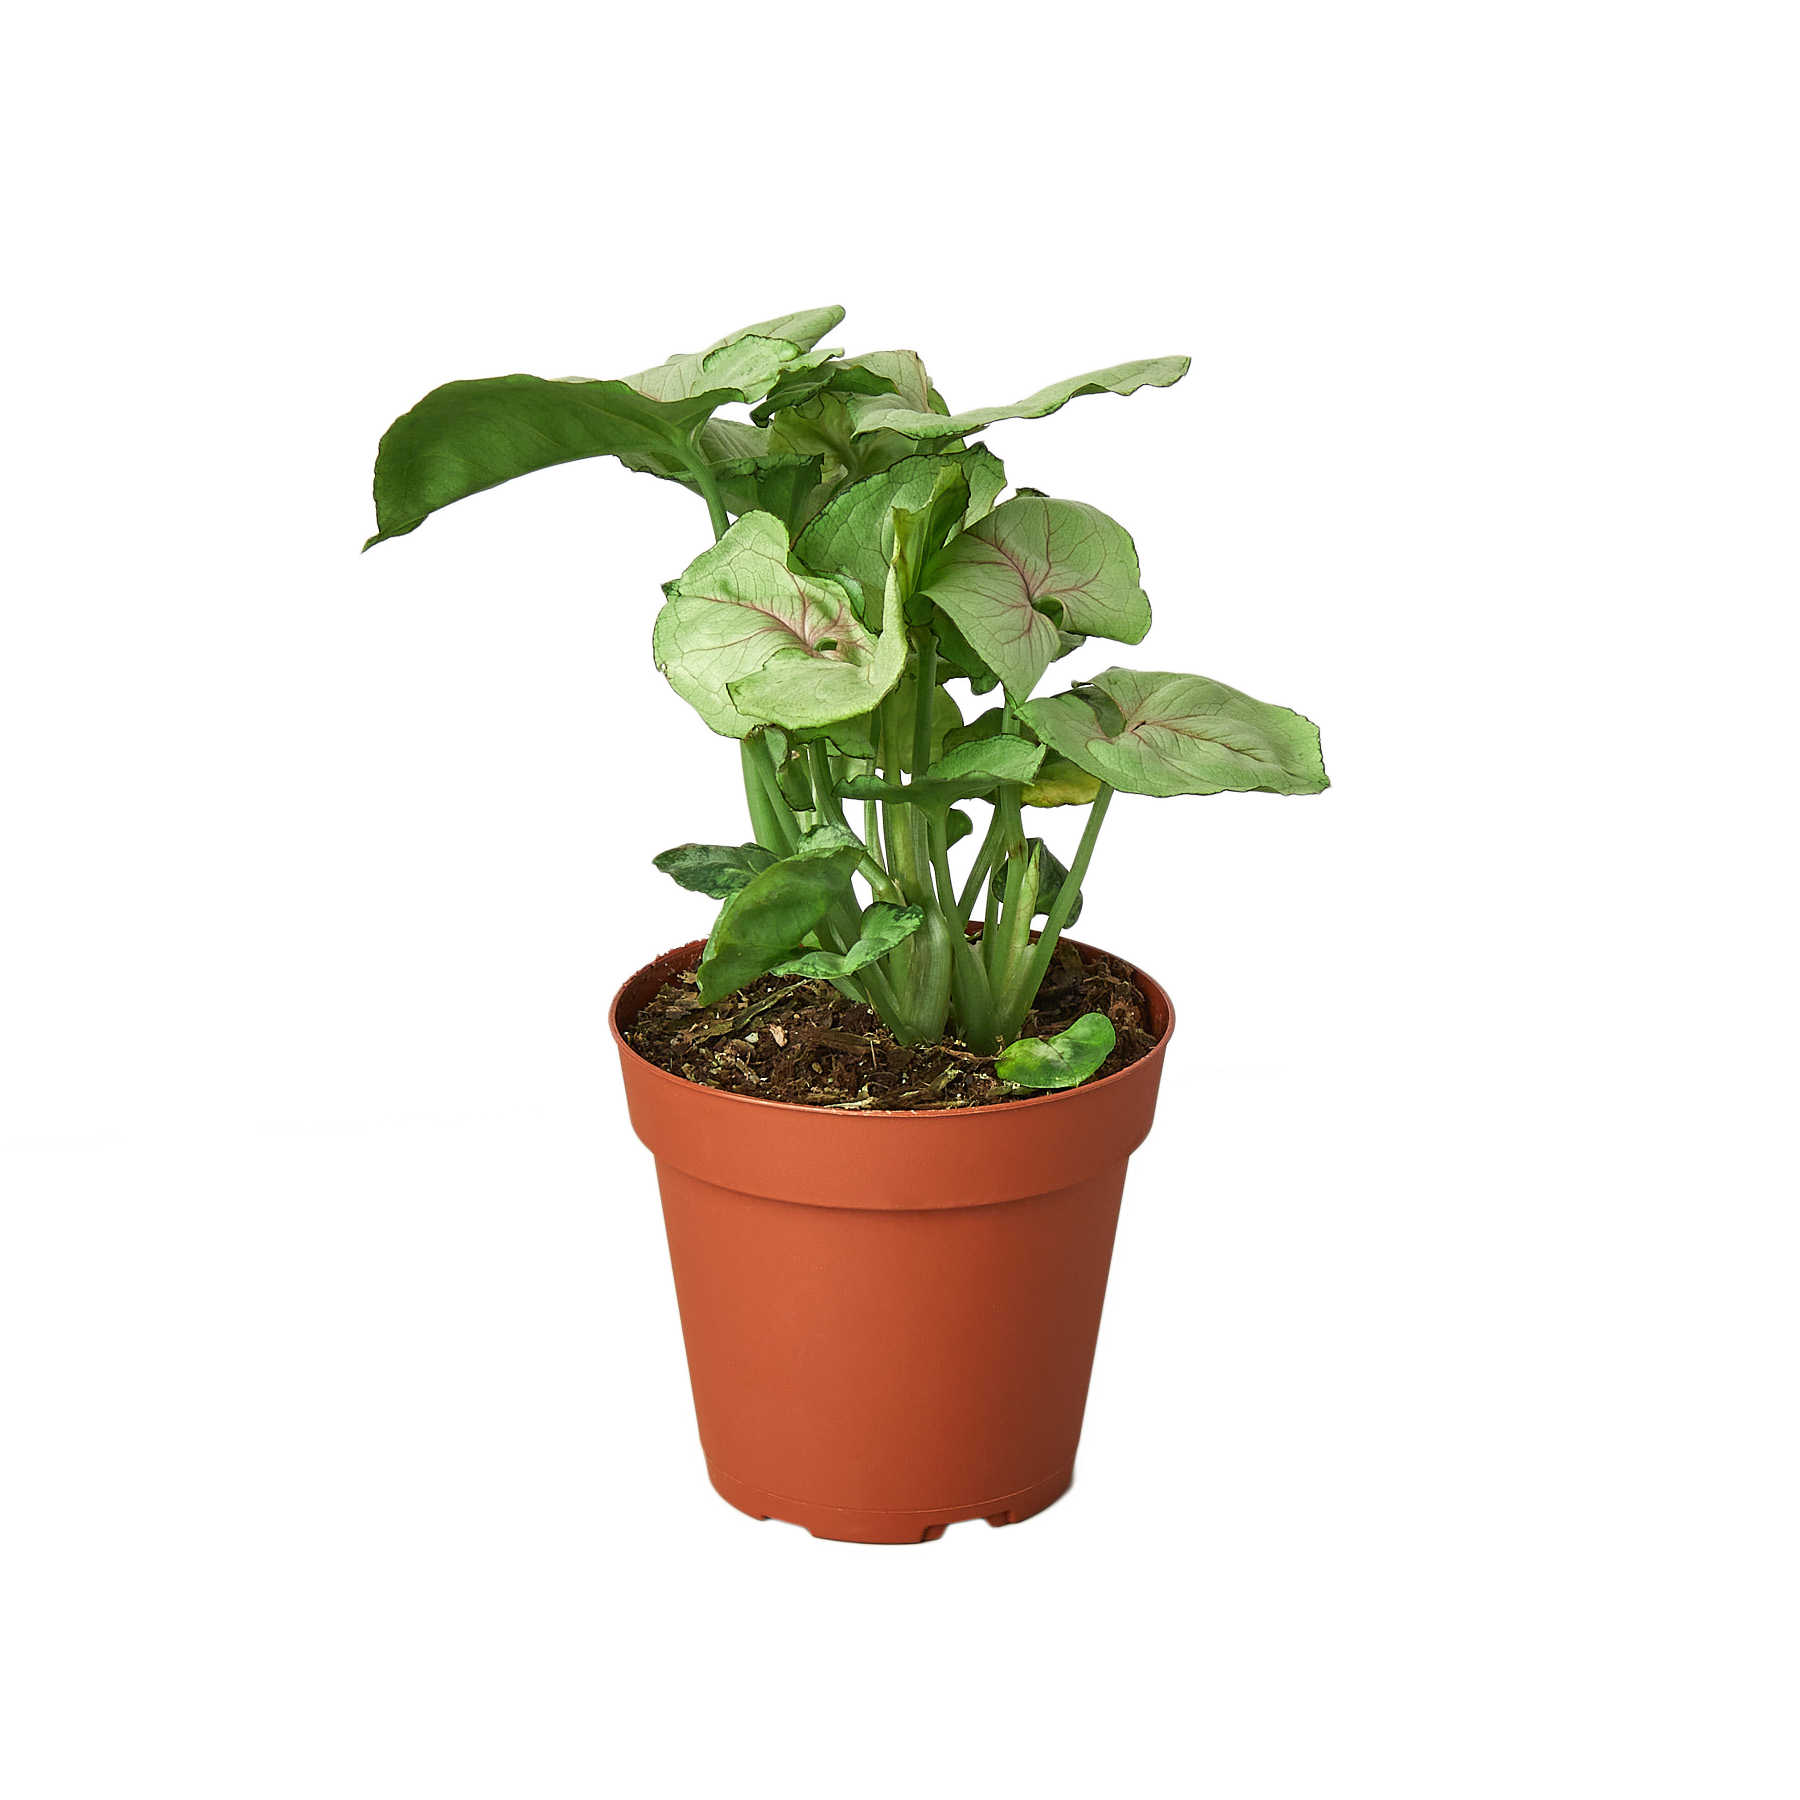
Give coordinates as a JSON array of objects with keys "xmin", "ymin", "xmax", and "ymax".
[{"xmin": 0, "ymin": 1065, "xmax": 1324, "ymax": 1548}]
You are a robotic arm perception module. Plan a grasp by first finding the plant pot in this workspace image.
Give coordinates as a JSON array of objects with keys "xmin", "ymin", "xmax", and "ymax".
[{"xmin": 610, "ymin": 937, "xmax": 1174, "ymax": 1544}]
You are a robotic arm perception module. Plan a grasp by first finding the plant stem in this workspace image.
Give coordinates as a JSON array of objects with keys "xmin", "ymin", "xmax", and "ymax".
[
  {"xmin": 679, "ymin": 434, "xmax": 731, "ymax": 543},
  {"xmin": 931, "ymin": 811, "xmax": 998, "ymax": 1050},
  {"xmin": 911, "ymin": 635, "xmax": 938, "ymax": 773},
  {"xmin": 740, "ymin": 738, "xmax": 791, "ymax": 853},
  {"xmin": 955, "ymin": 807, "xmax": 1005, "ymax": 925},
  {"xmin": 997, "ymin": 785, "xmax": 1114, "ymax": 1039},
  {"xmin": 983, "ymin": 783, "xmax": 1026, "ymax": 982},
  {"xmin": 807, "ymin": 740, "xmax": 845, "ymax": 828},
  {"xmin": 746, "ymin": 737, "xmax": 800, "ymax": 854}
]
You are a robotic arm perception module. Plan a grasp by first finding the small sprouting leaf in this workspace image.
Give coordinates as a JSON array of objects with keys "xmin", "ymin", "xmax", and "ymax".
[
  {"xmin": 696, "ymin": 835, "xmax": 867, "ymax": 1003},
  {"xmin": 848, "ymin": 355, "xmax": 1189, "ymax": 442},
  {"xmin": 946, "ymin": 808, "xmax": 974, "ymax": 847},
  {"xmin": 1025, "ymin": 838, "xmax": 1082, "ymax": 923},
  {"xmin": 653, "ymin": 513, "xmax": 903, "ymax": 738},
  {"xmin": 1021, "ymin": 755, "xmax": 1103, "ymax": 808},
  {"xmin": 652, "ymin": 841, "xmax": 777, "ymax": 899},
  {"xmin": 1021, "ymin": 667, "xmax": 1330, "ymax": 798},
  {"xmin": 768, "ymin": 901, "xmax": 925, "ymax": 979},
  {"xmin": 995, "ymin": 1013, "xmax": 1117, "ymax": 1089},
  {"xmin": 919, "ymin": 495, "xmax": 1151, "ymax": 702},
  {"xmin": 775, "ymin": 750, "xmax": 815, "ymax": 810}
]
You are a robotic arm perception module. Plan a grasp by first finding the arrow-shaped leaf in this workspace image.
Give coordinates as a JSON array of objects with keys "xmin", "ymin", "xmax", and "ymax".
[
  {"xmin": 694, "ymin": 835, "xmax": 871, "ymax": 1008},
  {"xmin": 653, "ymin": 513, "xmax": 904, "ymax": 738},
  {"xmin": 365, "ymin": 309, "xmax": 844, "ymax": 546},
  {"xmin": 367, "ymin": 376, "xmax": 743, "ymax": 548},
  {"xmin": 651, "ymin": 841, "xmax": 778, "ymax": 900},
  {"xmin": 996, "ymin": 1013, "xmax": 1116, "ymax": 1088},
  {"xmin": 1021, "ymin": 667, "xmax": 1329, "ymax": 798},
  {"xmin": 920, "ymin": 495, "xmax": 1151, "ymax": 701},
  {"xmin": 1021, "ymin": 755, "xmax": 1103, "ymax": 808},
  {"xmin": 769, "ymin": 901, "xmax": 924, "ymax": 979},
  {"xmin": 697, "ymin": 831, "xmax": 868, "ymax": 1003},
  {"xmin": 1025, "ymin": 839, "xmax": 1083, "ymax": 923},
  {"xmin": 849, "ymin": 355, "xmax": 1189, "ymax": 442}
]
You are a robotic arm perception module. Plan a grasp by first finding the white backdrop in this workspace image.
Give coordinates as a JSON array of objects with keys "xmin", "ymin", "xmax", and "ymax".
[{"xmin": 0, "ymin": 300, "xmax": 1324, "ymax": 1130}]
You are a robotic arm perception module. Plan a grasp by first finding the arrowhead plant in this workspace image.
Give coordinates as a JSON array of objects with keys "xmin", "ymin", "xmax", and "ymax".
[{"xmin": 365, "ymin": 308, "xmax": 1328, "ymax": 1082}]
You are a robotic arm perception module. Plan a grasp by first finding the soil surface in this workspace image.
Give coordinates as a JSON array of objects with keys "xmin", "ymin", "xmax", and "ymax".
[{"xmin": 623, "ymin": 940, "xmax": 1158, "ymax": 1110}]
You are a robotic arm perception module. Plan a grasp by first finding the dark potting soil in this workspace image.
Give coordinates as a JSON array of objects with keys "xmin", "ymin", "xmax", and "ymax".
[{"xmin": 623, "ymin": 940, "xmax": 1158, "ymax": 1110}]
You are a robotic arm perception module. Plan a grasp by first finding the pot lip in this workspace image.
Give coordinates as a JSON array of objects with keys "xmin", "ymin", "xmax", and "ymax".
[{"xmin": 608, "ymin": 933, "xmax": 1174, "ymax": 1123}]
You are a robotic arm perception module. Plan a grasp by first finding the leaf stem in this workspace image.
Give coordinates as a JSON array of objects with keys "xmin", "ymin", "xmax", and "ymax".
[
  {"xmin": 956, "ymin": 807, "xmax": 1005, "ymax": 925},
  {"xmin": 931, "ymin": 811, "xmax": 998, "ymax": 1050},
  {"xmin": 740, "ymin": 737, "xmax": 791, "ymax": 853},
  {"xmin": 997, "ymin": 785, "xmax": 1114, "ymax": 1039},
  {"xmin": 679, "ymin": 432, "xmax": 731, "ymax": 543}
]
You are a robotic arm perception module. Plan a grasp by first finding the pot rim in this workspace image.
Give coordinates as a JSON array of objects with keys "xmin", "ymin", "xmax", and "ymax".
[{"xmin": 608, "ymin": 933, "xmax": 1174, "ymax": 1123}]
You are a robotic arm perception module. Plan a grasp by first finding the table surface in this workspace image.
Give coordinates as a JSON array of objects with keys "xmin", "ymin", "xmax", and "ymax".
[{"xmin": 0, "ymin": 1058, "xmax": 1324, "ymax": 1555}]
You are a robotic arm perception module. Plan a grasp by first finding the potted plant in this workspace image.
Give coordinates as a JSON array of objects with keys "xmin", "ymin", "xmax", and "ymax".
[{"xmin": 365, "ymin": 307, "xmax": 1328, "ymax": 1542}]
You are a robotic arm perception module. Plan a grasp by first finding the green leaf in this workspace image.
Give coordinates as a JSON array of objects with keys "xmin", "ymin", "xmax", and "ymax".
[
  {"xmin": 789, "ymin": 822, "xmax": 863, "ymax": 857},
  {"xmin": 930, "ymin": 606, "xmax": 1001, "ymax": 693},
  {"xmin": 996, "ymin": 1013, "xmax": 1117, "ymax": 1089},
  {"xmin": 729, "ymin": 585, "xmax": 907, "ymax": 731},
  {"xmin": 366, "ymin": 311, "xmax": 843, "ymax": 545},
  {"xmin": 366, "ymin": 375, "xmax": 744, "ymax": 548},
  {"xmin": 794, "ymin": 715, "xmax": 877, "ymax": 759},
  {"xmin": 768, "ymin": 901, "xmax": 924, "ymax": 979},
  {"xmin": 1021, "ymin": 754, "xmax": 1103, "ymax": 808},
  {"xmin": 839, "ymin": 734, "xmax": 1045, "ymax": 807},
  {"xmin": 793, "ymin": 447, "xmax": 1007, "ymax": 621},
  {"xmin": 946, "ymin": 808, "xmax": 974, "ymax": 848},
  {"xmin": 623, "ymin": 308, "xmax": 846, "ymax": 404},
  {"xmin": 775, "ymin": 749, "xmax": 815, "ymax": 810},
  {"xmin": 768, "ymin": 350, "xmax": 951, "ymax": 486},
  {"xmin": 709, "ymin": 454, "xmax": 827, "ymax": 536},
  {"xmin": 848, "ymin": 350, "xmax": 939, "ymax": 414},
  {"xmin": 848, "ymin": 355, "xmax": 1189, "ymax": 442},
  {"xmin": 750, "ymin": 358, "xmax": 898, "ymax": 428},
  {"xmin": 653, "ymin": 513, "xmax": 904, "ymax": 738},
  {"xmin": 941, "ymin": 705, "xmax": 1007, "ymax": 753},
  {"xmin": 652, "ymin": 841, "xmax": 778, "ymax": 899},
  {"xmin": 1021, "ymin": 667, "xmax": 1330, "ymax": 798},
  {"xmin": 696, "ymin": 833, "xmax": 867, "ymax": 1003},
  {"xmin": 919, "ymin": 495, "xmax": 1152, "ymax": 702},
  {"xmin": 1025, "ymin": 838, "xmax": 1082, "ymax": 923}
]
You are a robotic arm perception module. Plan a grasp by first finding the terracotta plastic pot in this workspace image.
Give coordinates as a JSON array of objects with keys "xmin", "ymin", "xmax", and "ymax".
[{"xmin": 610, "ymin": 937, "xmax": 1174, "ymax": 1543}]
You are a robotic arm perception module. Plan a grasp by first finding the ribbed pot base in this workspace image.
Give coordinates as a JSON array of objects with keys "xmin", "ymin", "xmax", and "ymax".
[{"xmin": 707, "ymin": 1461, "xmax": 1075, "ymax": 1544}]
